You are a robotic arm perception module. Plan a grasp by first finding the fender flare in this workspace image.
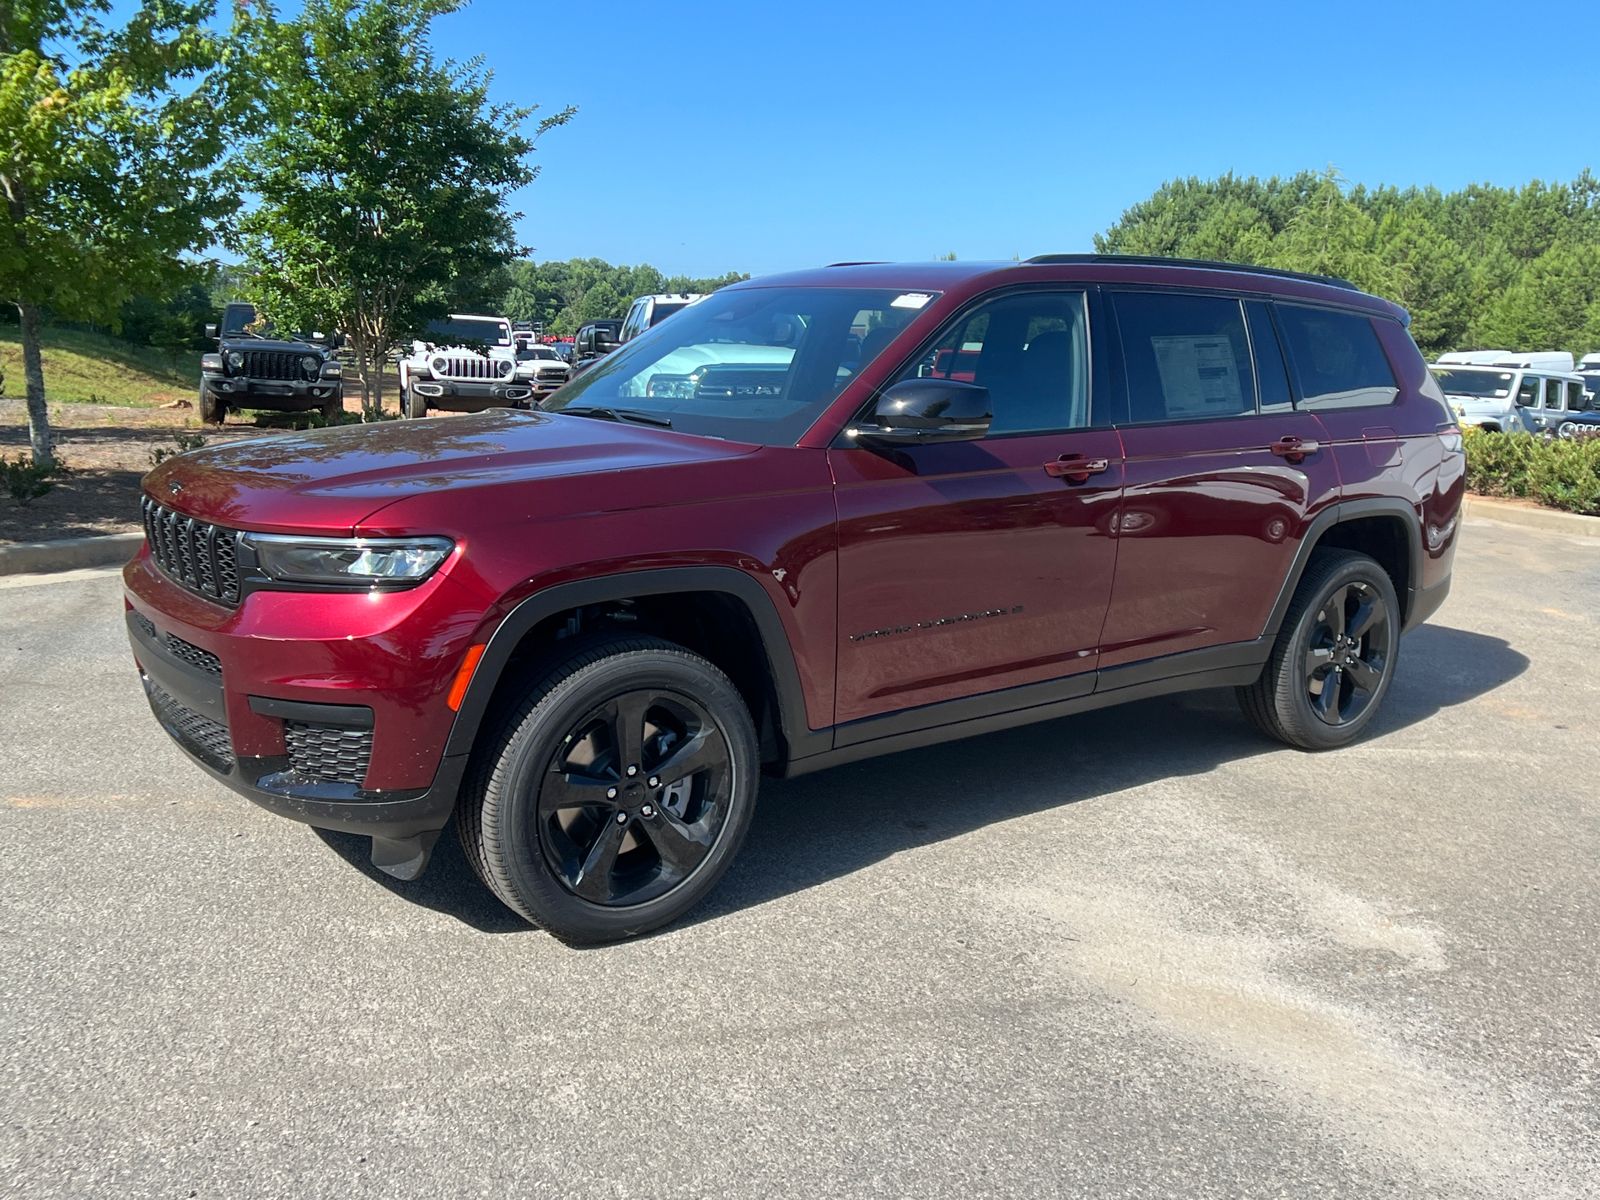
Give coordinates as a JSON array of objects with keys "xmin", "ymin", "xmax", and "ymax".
[
  {"xmin": 1259, "ymin": 498, "xmax": 1425, "ymax": 641},
  {"xmin": 441, "ymin": 566, "xmax": 832, "ymax": 767}
]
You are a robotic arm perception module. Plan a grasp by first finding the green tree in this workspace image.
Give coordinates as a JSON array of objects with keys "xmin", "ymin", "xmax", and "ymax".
[
  {"xmin": 232, "ymin": 0, "xmax": 572, "ymax": 416},
  {"xmin": 0, "ymin": 0, "xmax": 236, "ymax": 465}
]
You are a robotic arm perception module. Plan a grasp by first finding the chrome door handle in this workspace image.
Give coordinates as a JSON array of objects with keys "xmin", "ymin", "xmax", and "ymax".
[
  {"xmin": 1044, "ymin": 455, "xmax": 1110, "ymax": 482},
  {"xmin": 1270, "ymin": 436, "xmax": 1320, "ymax": 463}
]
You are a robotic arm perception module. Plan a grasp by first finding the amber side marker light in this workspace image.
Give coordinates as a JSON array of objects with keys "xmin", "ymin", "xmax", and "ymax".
[{"xmin": 447, "ymin": 644, "xmax": 487, "ymax": 711}]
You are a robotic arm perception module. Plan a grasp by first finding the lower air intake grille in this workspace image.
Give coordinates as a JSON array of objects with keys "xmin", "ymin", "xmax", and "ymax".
[
  {"xmin": 147, "ymin": 681, "xmax": 233, "ymax": 772},
  {"xmin": 165, "ymin": 634, "xmax": 222, "ymax": 676},
  {"xmin": 285, "ymin": 722, "xmax": 373, "ymax": 786}
]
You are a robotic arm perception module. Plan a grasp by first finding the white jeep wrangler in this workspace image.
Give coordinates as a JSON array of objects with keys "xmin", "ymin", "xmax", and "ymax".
[{"xmin": 398, "ymin": 314, "xmax": 530, "ymax": 418}]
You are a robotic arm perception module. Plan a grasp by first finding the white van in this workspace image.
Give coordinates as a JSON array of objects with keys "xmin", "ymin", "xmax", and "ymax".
[{"xmin": 1431, "ymin": 351, "xmax": 1595, "ymax": 435}]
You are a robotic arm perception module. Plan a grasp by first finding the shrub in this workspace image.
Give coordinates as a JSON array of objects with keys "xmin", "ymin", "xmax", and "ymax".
[
  {"xmin": 1462, "ymin": 427, "xmax": 1600, "ymax": 515},
  {"xmin": 1, "ymin": 454, "xmax": 56, "ymax": 506}
]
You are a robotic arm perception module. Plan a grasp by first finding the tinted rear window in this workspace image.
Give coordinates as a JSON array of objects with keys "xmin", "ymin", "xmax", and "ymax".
[
  {"xmin": 1112, "ymin": 292, "xmax": 1255, "ymax": 424},
  {"xmin": 1276, "ymin": 305, "xmax": 1398, "ymax": 410}
]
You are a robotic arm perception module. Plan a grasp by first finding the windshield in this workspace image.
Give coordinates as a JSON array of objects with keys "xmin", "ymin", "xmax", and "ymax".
[
  {"xmin": 542, "ymin": 286, "xmax": 938, "ymax": 444},
  {"xmin": 1432, "ymin": 368, "xmax": 1515, "ymax": 399},
  {"xmin": 425, "ymin": 318, "xmax": 511, "ymax": 347}
]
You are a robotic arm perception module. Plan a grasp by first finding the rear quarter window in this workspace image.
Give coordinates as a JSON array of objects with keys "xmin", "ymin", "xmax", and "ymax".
[{"xmin": 1276, "ymin": 304, "xmax": 1398, "ymax": 410}]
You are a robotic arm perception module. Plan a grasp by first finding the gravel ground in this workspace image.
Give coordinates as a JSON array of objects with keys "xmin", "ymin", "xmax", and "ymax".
[{"xmin": 1, "ymin": 517, "xmax": 1597, "ymax": 1198}]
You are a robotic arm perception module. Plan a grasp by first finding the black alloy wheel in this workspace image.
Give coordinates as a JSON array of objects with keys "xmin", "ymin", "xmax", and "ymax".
[
  {"xmin": 538, "ymin": 688, "xmax": 733, "ymax": 906},
  {"xmin": 1301, "ymin": 579, "xmax": 1391, "ymax": 727},
  {"xmin": 1238, "ymin": 548, "xmax": 1401, "ymax": 750},
  {"xmin": 458, "ymin": 634, "xmax": 759, "ymax": 942}
]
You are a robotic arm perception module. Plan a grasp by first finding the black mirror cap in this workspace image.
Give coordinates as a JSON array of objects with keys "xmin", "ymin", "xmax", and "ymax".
[{"xmin": 853, "ymin": 379, "xmax": 993, "ymax": 444}]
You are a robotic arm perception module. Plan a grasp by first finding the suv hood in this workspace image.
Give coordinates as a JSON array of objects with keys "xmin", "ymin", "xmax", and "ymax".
[
  {"xmin": 144, "ymin": 409, "xmax": 758, "ymax": 535},
  {"xmin": 222, "ymin": 337, "xmax": 323, "ymax": 354}
]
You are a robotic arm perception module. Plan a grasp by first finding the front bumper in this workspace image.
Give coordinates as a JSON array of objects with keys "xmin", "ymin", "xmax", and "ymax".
[
  {"xmin": 124, "ymin": 547, "xmax": 486, "ymax": 842},
  {"xmin": 204, "ymin": 373, "xmax": 341, "ymax": 411},
  {"xmin": 411, "ymin": 379, "xmax": 534, "ymax": 410}
]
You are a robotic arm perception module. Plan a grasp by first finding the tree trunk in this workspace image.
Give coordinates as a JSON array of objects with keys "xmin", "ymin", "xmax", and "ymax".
[
  {"xmin": 368, "ymin": 346, "xmax": 385, "ymax": 418},
  {"xmin": 354, "ymin": 338, "xmax": 374, "ymax": 415},
  {"xmin": 17, "ymin": 302, "xmax": 52, "ymax": 467}
]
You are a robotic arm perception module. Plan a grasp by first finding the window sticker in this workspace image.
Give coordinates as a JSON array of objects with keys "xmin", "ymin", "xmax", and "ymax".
[
  {"xmin": 891, "ymin": 293, "xmax": 934, "ymax": 309},
  {"xmin": 1150, "ymin": 335, "xmax": 1243, "ymax": 414}
]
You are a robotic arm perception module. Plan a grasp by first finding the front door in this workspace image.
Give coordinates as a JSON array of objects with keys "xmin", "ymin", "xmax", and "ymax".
[
  {"xmin": 1100, "ymin": 292, "xmax": 1342, "ymax": 668},
  {"xmin": 829, "ymin": 289, "xmax": 1122, "ymax": 725}
]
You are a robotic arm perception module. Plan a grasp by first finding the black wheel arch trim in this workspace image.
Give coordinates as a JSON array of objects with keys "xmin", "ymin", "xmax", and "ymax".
[
  {"xmin": 442, "ymin": 566, "xmax": 833, "ymax": 770},
  {"xmin": 1260, "ymin": 498, "xmax": 1426, "ymax": 641}
]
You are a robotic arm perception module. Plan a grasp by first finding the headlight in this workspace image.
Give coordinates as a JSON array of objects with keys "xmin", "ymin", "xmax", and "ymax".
[
  {"xmin": 301, "ymin": 355, "xmax": 320, "ymax": 375},
  {"xmin": 241, "ymin": 534, "xmax": 454, "ymax": 587},
  {"xmin": 226, "ymin": 351, "xmax": 244, "ymax": 370},
  {"xmin": 498, "ymin": 359, "xmax": 513, "ymax": 376},
  {"xmin": 431, "ymin": 356, "xmax": 448, "ymax": 373}
]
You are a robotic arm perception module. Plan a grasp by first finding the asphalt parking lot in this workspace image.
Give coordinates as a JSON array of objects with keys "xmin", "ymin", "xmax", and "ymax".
[{"xmin": 2, "ymin": 517, "xmax": 1598, "ymax": 1199}]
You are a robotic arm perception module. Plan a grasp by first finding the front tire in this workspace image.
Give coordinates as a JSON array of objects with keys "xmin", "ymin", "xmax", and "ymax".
[
  {"xmin": 1237, "ymin": 548, "xmax": 1400, "ymax": 750},
  {"xmin": 198, "ymin": 384, "xmax": 225, "ymax": 425},
  {"xmin": 458, "ymin": 635, "xmax": 759, "ymax": 942},
  {"xmin": 402, "ymin": 386, "xmax": 428, "ymax": 419}
]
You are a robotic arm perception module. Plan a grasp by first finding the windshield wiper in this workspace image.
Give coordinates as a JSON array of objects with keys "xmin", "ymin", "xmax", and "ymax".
[{"xmin": 560, "ymin": 405, "xmax": 673, "ymax": 429}]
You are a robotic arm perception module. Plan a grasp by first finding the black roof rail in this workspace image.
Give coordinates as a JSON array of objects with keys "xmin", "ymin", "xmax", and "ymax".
[
  {"xmin": 1022, "ymin": 253, "xmax": 1358, "ymax": 292},
  {"xmin": 825, "ymin": 261, "xmax": 888, "ymax": 267}
]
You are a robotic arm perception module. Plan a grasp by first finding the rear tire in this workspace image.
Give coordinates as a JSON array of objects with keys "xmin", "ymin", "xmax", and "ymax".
[
  {"xmin": 1237, "ymin": 548, "xmax": 1401, "ymax": 751},
  {"xmin": 458, "ymin": 634, "xmax": 759, "ymax": 943}
]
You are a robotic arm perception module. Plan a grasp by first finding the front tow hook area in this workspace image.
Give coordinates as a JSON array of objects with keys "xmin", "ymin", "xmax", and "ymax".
[{"xmin": 370, "ymin": 830, "xmax": 442, "ymax": 881}]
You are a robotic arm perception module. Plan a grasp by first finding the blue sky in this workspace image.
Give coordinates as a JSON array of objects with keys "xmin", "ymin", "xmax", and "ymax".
[{"xmin": 434, "ymin": 1, "xmax": 1593, "ymax": 277}]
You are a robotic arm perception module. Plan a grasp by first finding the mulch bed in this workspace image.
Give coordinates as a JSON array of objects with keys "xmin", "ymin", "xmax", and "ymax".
[{"xmin": 0, "ymin": 399, "xmax": 307, "ymax": 543}]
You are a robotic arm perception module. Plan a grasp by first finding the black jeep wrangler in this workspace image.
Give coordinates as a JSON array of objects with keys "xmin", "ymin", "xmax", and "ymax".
[{"xmin": 199, "ymin": 302, "xmax": 344, "ymax": 425}]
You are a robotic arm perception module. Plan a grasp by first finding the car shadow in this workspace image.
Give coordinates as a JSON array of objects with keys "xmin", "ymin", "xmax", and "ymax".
[{"xmin": 311, "ymin": 622, "xmax": 1528, "ymax": 937}]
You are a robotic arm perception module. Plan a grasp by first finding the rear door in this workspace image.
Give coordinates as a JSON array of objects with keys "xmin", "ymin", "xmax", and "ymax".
[
  {"xmin": 1099, "ymin": 291, "xmax": 1341, "ymax": 669},
  {"xmin": 830, "ymin": 288, "xmax": 1123, "ymax": 724}
]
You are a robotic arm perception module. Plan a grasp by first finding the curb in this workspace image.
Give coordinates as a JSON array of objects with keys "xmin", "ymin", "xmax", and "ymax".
[
  {"xmin": 0, "ymin": 532, "xmax": 143, "ymax": 577},
  {"xmin": 1464, "ymin": 495, "xmax": 1600, "ymax": 538}
]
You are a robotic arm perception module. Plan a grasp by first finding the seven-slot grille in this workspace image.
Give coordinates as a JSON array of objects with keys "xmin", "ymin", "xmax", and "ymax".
[
  {"xmin": 141, "ymin": 496, "xmax": 241, "ymax": 605},
  {"xmin": 439, "ymin": 356, "xmax": 510, "ymax": 380},
  {"xmin": 285, "ymin": 722, "xmax": 373, "ymax": 786},
  {"xmin": 147, "ymin": 680, "xmax": 233, "ymax": 772},
  {"xmin": 240, "ymin": 349, "xmax": 311, "ymax": 380}
]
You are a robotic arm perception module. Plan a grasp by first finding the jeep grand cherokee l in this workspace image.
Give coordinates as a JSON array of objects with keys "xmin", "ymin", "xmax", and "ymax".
[{"xmin": 125, "ymin": 257, "xmax": 1463, "ymax": 942}]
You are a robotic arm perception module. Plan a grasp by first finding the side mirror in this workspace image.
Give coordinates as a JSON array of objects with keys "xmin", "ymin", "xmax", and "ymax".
[
  {"xmin": 851, "ymin": 379, "xmax": 992, "ymax": 445},
  {"xmin": 1515, "ymin": 390, "xmax": 1536, "ymax": 408},
  {"xmin": 204, "ymin": 324, "xmax": 218, "ymax": 339}
]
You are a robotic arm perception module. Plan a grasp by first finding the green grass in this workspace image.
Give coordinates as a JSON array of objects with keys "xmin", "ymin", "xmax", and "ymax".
[{"xmin": 0, "ymin": 326, "xmax": 201, "ymax": 407}]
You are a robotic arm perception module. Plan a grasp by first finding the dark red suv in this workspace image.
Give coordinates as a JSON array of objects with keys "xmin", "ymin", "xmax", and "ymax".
[{"xmin": 125, "ymin": 258, "xmax": 1464, "ymax": 941}]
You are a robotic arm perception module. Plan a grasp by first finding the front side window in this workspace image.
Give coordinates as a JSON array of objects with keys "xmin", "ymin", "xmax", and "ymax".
[
  {"xmin": 1516, "ymin": 375, "xmax": 1539, "ymax": 407},
  {"xmin": 1276, "ymin": 305, "xmax": 1398, "ymax": 410},
  {"xmin": 543, "ymin": 286, "xmax": 937, "ymax": 445},
  {"xmin": 1113, "ymin": 292, "xmax": 1255, "ymax": 423},
  {"xmin": 888, "ymin": 291, "xmax": 1089, "ymax": 435}
]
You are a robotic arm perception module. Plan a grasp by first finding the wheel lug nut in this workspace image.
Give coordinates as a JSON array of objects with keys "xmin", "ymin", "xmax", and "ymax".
[
  {"xmin": 615, "ymin": 812, "xmax": 627, "ymax": 824},
  {"xmin": 648, "ymin": 776, "xmax": 659, "ymax": 788},
  {"xmin": 606, "ymin": 787, "xmax": 617, "ymax": 799},
  {"xmin": 627, "ymin": 765, "xmax": 638, "ymax": 777},
  {"xmin": 642, "ymin": 804, "xmax": 654, "ymax": 817}
]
